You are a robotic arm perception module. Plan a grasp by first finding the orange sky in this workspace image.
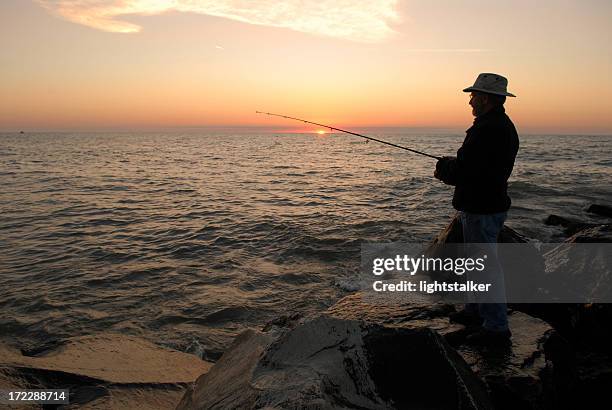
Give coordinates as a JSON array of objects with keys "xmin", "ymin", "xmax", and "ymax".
[{"xmin": 1, "ymin": 0, "xmax": 611, "ymax": 133}]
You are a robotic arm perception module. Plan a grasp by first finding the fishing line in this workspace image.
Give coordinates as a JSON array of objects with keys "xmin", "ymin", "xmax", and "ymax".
[{"xmin": 256, "ymin": 111, "xmax": 442, "ymax": 160}]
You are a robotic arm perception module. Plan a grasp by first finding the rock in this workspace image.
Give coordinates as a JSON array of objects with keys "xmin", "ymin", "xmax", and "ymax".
[
  {"xmin": 586, "ymin": 204, "xmax": 612, "ymax": 218},
  {"xmin": 177, "ymin": 329, "xmax": 273, "ymax": 409},
  {"xmin": 520, "ymin": 226, "xmax": 612, "ymax": 349},
  {"xmin": 327, "ymin": 294, "xmax": 463, "ymax": 338},
  {"xmin": 0, "ymin": 333, "xmax": 212, "ymax": 409},
  {"xmin": 542, "ymin": 230, "xmax": 612, "ymax": 301},
  {"xmin": 327, "ymin": 293, "xmax": 572, "ymax": 410},
  {"xmin": 1, "ymin": 333, "xmax": 211, "ymax": 384},
  {"xmin": 427, "ymin": 215, "xmax": 612, "ymax": 408},
  {"xmin": 456, "ymin": 313, "xmax": 572, "ymax": 410},
  {"xmin": 544, "ymin": 215, "xmax": 597, "ymax": 236},
  {"xmin": 0, "ymin": 368, "xmax": 39, "ymax": 410},
  {"xmin": 430, "ymin": 212, "xmax": 465, "ymax": 243},
  {"xmin": 544, "ymin": 214, "xmax": 572, "ymax": 227},
  {"xmin": 66, "ymin": 385, "xmax": 188, "ymax": 410},
  {"xmin": 177, "ymin": 316, "xmax": 494, "ymax": 410},
  {"xmin": 564, "ymin": 224, "xmax": 612, "ymax": 243}
]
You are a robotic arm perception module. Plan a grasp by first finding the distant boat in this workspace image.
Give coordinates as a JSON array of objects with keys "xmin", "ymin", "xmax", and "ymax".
[{"xmin": 20, "ymin": 131, "xmax": 24, "ymax": 134}]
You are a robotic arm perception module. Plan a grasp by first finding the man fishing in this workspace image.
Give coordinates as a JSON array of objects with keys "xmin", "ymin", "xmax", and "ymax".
[{"xmin": 434, "ymin": 73, "xmax": 519, "ymax": 344}]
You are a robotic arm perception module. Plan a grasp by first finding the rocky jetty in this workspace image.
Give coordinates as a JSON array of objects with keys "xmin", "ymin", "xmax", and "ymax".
[{"xmin": 0, "ymin": 334, "xmax": 212, "ymax": 409}]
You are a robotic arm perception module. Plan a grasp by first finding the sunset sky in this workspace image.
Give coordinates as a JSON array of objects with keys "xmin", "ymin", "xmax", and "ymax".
[{"xmin": 1, "ymin": 0, "xmax": 611, "ymax": 133}]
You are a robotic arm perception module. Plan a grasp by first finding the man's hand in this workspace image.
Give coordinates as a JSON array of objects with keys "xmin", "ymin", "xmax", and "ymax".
[{"xmin": 434, "ymin": 156, "xmax": 456, "ymax": 183}]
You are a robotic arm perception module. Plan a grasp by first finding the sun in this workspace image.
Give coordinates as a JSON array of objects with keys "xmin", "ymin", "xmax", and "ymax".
[{"xmin": 316, "ymin": 130, "xmax": 326, "ymax": 135}]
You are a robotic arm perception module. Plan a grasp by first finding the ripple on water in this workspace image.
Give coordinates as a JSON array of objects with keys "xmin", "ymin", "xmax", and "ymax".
[{"xmin": 0, "ymin": 133, "xmax": 610, "ymax": 353}]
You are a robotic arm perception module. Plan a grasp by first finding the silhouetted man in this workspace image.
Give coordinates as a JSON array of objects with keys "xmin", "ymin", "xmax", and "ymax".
[{"xmin": 434, "ymin": 73, "xmax": 519, "ymax": 344}]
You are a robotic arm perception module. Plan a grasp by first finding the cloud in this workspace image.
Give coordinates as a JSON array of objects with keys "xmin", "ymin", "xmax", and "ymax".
[{"xmin": 37, "ymin": 0, "xmax": 400, "ymax": 43}]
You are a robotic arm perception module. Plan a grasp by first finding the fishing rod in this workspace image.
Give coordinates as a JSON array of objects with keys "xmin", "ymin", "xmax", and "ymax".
[{"xmin": 256, "ymin": 111, "xmax": 442, "ymax": 160}]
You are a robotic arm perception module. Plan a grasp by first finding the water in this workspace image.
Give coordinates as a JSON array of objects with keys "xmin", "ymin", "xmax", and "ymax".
[{"xmin": 1, "ymin": 132, "xmax": 610, "ymax": 358}]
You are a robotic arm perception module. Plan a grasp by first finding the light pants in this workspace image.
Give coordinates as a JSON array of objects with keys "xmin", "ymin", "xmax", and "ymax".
[{"xmin": 460, "ymin": 211, "xmax": 509, "ymax": 332}]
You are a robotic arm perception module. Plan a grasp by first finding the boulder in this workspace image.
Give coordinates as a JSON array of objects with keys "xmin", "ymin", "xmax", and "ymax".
[
  {"xmin": 327, "ymin": 293, "xmax": 571, "ymax": 410},
  {"xmin": 564, "ymin": 224, "xmax": 612, "ymax": 243},
  {"xmin": 0, "ymin": 333, "xmax": 212, "ymax": 409},
  {"xmin": 177, "ymin": 316, "xmax": 494, "ymax": 410},
  {"xmin": 586, "ymin": 204, "xmax": 612, "ymax": 218},
  {"xmin": 542, "ymin": 228, "xmax": 612, "ymax": 301},
  {"xmin": 544, "ymin": 215, "xmax": 597, "ymax": 236},
  {"xmin": 516, "ymin": 224, "xmax": 612, "ymax": 347}
]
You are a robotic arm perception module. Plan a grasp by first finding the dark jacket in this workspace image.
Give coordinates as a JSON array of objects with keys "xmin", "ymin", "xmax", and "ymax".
[{"xmin": 436, "ymin": 105, "xmax": 519, "ymax": 214}]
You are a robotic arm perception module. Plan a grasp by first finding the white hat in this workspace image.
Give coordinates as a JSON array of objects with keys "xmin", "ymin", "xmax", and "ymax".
[{"xmin": 463, "ymin": 73, "xmax": 516, "ymax": 97}]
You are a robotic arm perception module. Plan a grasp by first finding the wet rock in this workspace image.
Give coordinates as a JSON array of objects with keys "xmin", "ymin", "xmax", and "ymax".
[
  {"xmin": 0, "ymin": 368, "xmax": 39, "ymax": 410},
  {"xmin": 518, "ymin": 224, "xmax": 612, "ymax": 409},
  {"xmin": 544, "ymin": 215, "xmax": 597, "ymax": 236},
  {"xmin": 327, "ymin": 294, "xmax": 463, "ymax": 338},
  {"xmin": 1, "ymin": 333, "xmax": 211, "ymax": 384},
  {"xmin": 519, "ymin": 225, "xmax": 612, "ymax": 349},
  {"xmin": 177, "ymin": 316, "xmax": 494, "ymax": 410},
  {"xmin": 177, "ymin": 329, "xmax": 273, "ymax": 409},
  {"xmin": 430, "ymin": 212, "xmax": 465, "ymax": 243},
  {"xmin": 456, "ymin": 313, "xmax": 573, "ymax": 410},
  {"xmin": 0, "ymin": 333, "xmax": 212, "ymax": 409},
  {"xmin": 586, "ymin": 204, "xmax": 612, "ymax": 218},
  {"xmin": 502, "ymin": 223, "xmax": 612, "ymax": 408},
  {"xmin": 543, "ymin": 231, "xmax": 612, "ymax": 301},
  {"xmin": 41, "ymin": 384, "xmax": 190, "ymax": 410},
  {"xmin": 564, "ymin": 224, "xmax": 612, "ymax": 243},
  {"xmin": 520, "ymin": 224, "xmax": 612, "ymax": 340},
  {"xmin": 427, "ymin": 214, "xmax": 612, "ymax": 409},
  {"xmin": 327, "ymin": 292, "xmax": 571, "ymax": 410}
]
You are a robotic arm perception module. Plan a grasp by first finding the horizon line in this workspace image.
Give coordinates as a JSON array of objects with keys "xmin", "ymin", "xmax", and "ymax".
[{"xmin": 2, "ymin": 127, "xmax": 611, "ymax": 137}]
